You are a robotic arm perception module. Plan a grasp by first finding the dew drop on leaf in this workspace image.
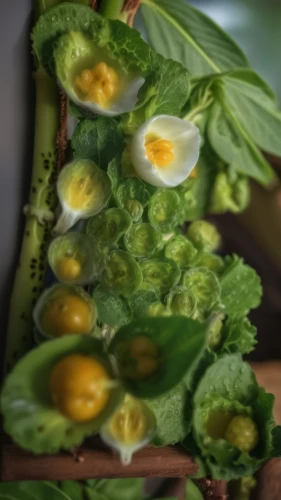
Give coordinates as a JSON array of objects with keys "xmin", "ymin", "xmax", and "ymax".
[{"xmin": 51, "ymin": 15, "xmax": 57, "ymax": 22}]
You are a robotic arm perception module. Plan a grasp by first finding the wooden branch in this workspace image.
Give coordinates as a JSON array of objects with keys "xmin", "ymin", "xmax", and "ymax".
[{"xmin": 0, "ymin": 437, "xmax": 197, "ymax": 482}]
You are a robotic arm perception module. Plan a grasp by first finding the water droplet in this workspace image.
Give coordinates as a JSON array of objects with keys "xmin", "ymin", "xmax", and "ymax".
[
  {"xmin": 51, "ymin": 15, "xmax": 57, "ymax": 22},
  {"xmin": 66, "ymin": 16, "xmax": 71, "ymax": 22}
]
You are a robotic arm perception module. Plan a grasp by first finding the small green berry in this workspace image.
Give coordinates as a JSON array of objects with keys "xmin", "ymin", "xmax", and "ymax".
[{"xmin": 225, "ymin": 415, "xmax": 259, "ymax": 453}]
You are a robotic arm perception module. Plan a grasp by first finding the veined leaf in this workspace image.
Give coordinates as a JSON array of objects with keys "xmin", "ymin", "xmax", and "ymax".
[
  {"xmin": 208, "ymin": 101, "xmax": 276, "ymax": 185},
  {"xmin": 141, "ymin": 0, "xmax": 249, "ymax": 76},
  {"xmin": 222, "ymin": 69, "xmax": 281, "ymax": 156}
]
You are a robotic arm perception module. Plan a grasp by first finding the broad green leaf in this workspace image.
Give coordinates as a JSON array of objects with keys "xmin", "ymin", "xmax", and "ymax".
[
  {"xmin": 59, "ymin": 481, "xmax": 84, "ymax": 500},
  {"xmin": 220, "ymin": 255, "xmax": 262, "ymax": 317},
  {"xmin": 185, "ymin": 480, "xmax": 204, "ymax": 500},
  {"xmin": 208, "ymin": 101, "xmax": 276, "ymax": 186},
  {"xmin": 93, "ymin": 284, "xmax": 132, "ymax": 327},
  {"xmin": 109, "ymin": 316, "xmax": 208, "ymax": 398},
  {"xmin": 222, "ymin": 317, "xmax": 257, "ymax": 355},
  {"xmin": 1, "ymin": 336, "xmax": 123, "ymax": 454},
  {"xmin": 141, "ymin": 0, "xmax": 249, "ymax": 76},
  {"xmin": 72, "ymin": 118, "xmax": 124, "ymax": 170},
  {"xmin": 194, "ymin": 354, "xmax": 257, "ymax": 407},
  {"xmin": 222, "ymin": 69, "xmax": 281, "ymax": 156},
  {"xmin": 145, "ymin": 382, "xmax": 192, "ymax": 446},
  {"xmin": 18, "ymin": 482, "xmax": 72, "ymax": 500},
  {"xmin": 95, "ymin": 478, "xmax": 144, "ymax": 500}
]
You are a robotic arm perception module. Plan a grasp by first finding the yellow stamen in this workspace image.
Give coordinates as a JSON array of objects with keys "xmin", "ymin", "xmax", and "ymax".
[
  {"xmin": 75, "ymin": 62, "xmax": 119, "ymax": 108},
  {"xmin": 145, "ymin": 138, "xmax": 175, "ymax": 167}
]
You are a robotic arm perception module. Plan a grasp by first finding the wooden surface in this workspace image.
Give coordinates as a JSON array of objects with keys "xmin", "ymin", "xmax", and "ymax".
[
  {"xmin": 0, "ymin": 438, "xmax": 197, "ymax": 482},
  {"xmin": 0, "ymin": 362, "xmax": 280, "ymax": 483}
]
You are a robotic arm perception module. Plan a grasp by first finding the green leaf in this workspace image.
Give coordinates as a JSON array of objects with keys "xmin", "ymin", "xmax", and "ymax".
[
  {"xmin": 145, "ymin": 381, "xmax": 192, "ymax": 446},
  {"xmin": 271, "ymin": 426, "xmax": 281, "ymax": 457},
  {"xmin": 194, "ymin": 354, "xmax": 257, "ymax": 407},
  {"xmin": 59, "ymin": 481, "xmax": 84, "ymax": 500},
  {"xmin": 116, "ymin": 178, "xmax": 151, "ymax": 212},
  {"xmin": 33, "ymin": 3, "xmax": 151, "ymax": 77},
  {"xmin": 208, "ymin": 101, "xmax": 276, "ymax": 186},
  {"xmin": 141, "ymin": 0, "xmax": 249, "ymax": 76},
  {"xmin": 222, "ymin": 69, "xmax": 281, "ymax": 156},
  {"xmin": 185, "ymin": 480, "xmax": 204, "ymax": 500},
  {"xmin": 93, "ymin": 284, "xmax": 132, "ymax": 327},
  {"xmin": 222, "ymin": 317, "xmax": 257, "ymax": 355},
  {"xmin": 18, "ymin": 482, "xmax": 73, "ymax": 500},
  {"xmin": 208, "ymin": 169, "xmax": 250, "ymax": 215},
  {"xmin": 220, "ymin": 255, "xmax": 262, "ymax": 317},
  {"xmin": 109, "ymin": 316, "xmax": 208, "ymax": 398},
  {"xmin": 95, "ymin": 478, "xmax": 144, "ymax": 500},
  {"xmin": 72, "ymin": 118, "xmax": 124, "ymax": 170},
  {"xmin": 1, "ymin": 336, "xmax": 123, "ymax": 454},
  {"xmin": 122, "ymin": 52, "xmax": 190, "ymax": 133}
]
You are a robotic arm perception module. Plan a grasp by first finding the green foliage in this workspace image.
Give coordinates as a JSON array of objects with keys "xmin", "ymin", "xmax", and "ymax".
[
  {"xmin": 72, "ymin": 118, "xmax": 124, "ymax": 169},
  {"xmin": 124, "ymin": 223, "xmax": 163, "ymax": 258},
  {"xmin": 140, "ymin": 258, "xmax": 181, "ymax": 294},
  {"xmin": 192, "ymin": 354, "xmax": 276, "ymax": 480},
  {"xmin": 148, "ymin": 189, "xmax": 181, "ymax": 232},
  {"xmin": 220, "ymin": 256, "xmax": 262, "ymax": 317},
  {"xmin": 182, "ymin": 267, "xmax": 221, "ymax": 314},
  {"xmin": 0, "ymin": 336, "xmax": 123, "ymax": 454},
  {"xmin": 109, "ymin": 316, "xmax": 208, "ymax": 398},
  {"xmin": 93, "ymin": 284, "xmax": 131, "ymax": 327},
  {"xmin": 145, "ymin": 381, "xmax": 192, "ymax": 446},
  {"xmin": 221, "ymin": 317, "xmax": 257, "ymax": 355},
  {"xmin": 102, "ymin": 250, "xmax": 143, "ymax": 297},
  {"xmin": 141, "ymin": 0, "xmax": 248, "ymax": 76},
  {"xmin": 186, "ymin": 220, "xmax": 221, "ymax": 253},
  {"xmin": 33, "ymin": 3, "xmax": 151, "ymax": 77},
  {"xmin": 86, "ymin": 208, "xmax": 132, "ymax": 247}
]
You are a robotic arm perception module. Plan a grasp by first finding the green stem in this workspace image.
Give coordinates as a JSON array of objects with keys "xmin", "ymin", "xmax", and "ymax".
[
  {"xmin": 4, "ymin": 67, "xmax": 60, "ymax": 372},
  {"xmin": 99, "ymin": 0, "xmax": 123, "ymax": 19}
]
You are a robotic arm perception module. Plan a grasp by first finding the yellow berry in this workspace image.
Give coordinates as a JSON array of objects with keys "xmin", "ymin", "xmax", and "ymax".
[
  {"xmin": 41, "ymin": 294, "xmax": 93, "ymax": 337},
  {"xmin": 225, "ymin": 415, "xmax": 259, "ymax": 453},
  {"xmin": 56, "ymin": 257, "xmax": 81, "ymax": 281},
  {"xmin": 50, "ymin": 355, "xmax": 110, "ymax": 421}
]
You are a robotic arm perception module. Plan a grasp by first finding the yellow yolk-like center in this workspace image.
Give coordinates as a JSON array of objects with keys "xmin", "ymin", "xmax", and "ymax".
[
  {"xmin": 75, "ymin": 62, "xmax": 119, "ymax": 108},
  {"xmin": 145, "ymin": 138, "xmax": 175, "ymax": 167},
  {"xmin": 50, "ymin": 355, "xmax": 110, "ymax": 421},
  {"xmin": 108, "ymin": 403, "xmax": 149, "ymax": 444},
  {"xmin": 56, "ymin": 257, "xmax": 81, "ymax": 281},
  {"xmin": 67, "ymin": 175, "xmax": 96, "ymax": 211},
  {"xmin": 41, "ymin": 294, "xmax": 92, "ymax": 337}
]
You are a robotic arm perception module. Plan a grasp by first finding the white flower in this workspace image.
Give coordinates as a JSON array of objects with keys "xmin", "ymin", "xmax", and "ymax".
[{"xmin": 130, "ymin": 115, "xmax": 201, "ymax": 187}]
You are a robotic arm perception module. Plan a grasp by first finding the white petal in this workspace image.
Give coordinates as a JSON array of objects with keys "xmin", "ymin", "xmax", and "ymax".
[
  {"xmin": 68, "ymin": 77, "xmax": 145, "ymax": 117},
  {"xmin": 130, "ymin": 115, "xmax": 201, "ymax": 188}
]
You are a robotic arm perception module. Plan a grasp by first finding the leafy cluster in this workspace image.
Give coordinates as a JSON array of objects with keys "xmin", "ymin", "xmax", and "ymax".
[
  {"xmin": 142, "ymin": 0, "xmax": 281, "ymax": 215},
  {"xmin": 1, "ymin": 0, "xmax": 281, "ymax": 485}
]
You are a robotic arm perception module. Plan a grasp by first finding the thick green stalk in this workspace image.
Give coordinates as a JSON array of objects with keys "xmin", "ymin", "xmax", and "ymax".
[
  {"xmin": 99, "ymin": 0, "xmax": 123, "ymax": 19},
  {"xmin": 4, "ymin": 67, "xmax": 59, "ymax": 373}
]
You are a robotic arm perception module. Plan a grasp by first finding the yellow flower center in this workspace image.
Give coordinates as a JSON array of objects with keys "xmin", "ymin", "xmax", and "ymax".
[
  {"xmin": 108, "ymin": 402, "xmax": 149, "ymax": 444},
  {"xmin": 67, "ymin": 175, "xmax": 96, "ymax": 211},
  {"xmin": 75, "ymin": 62, "xmax": 119, "ymax": 108},
  {"xmin": 56, "ymin": 257, "xmax": 81, "ymax": 281},
  {"xmin": 145, "ymin": 138, "xmax": 175, "ymax": 167}
]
